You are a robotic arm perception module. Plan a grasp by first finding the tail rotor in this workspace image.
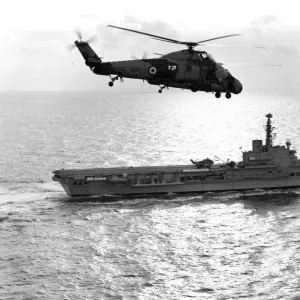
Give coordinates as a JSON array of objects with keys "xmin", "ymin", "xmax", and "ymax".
[
  {"xmin": 75, "ymin": 29, "xmax": 83, "ymax": 42},
  {"xmin": 67, "ymin": 28, "xmax": 102, "ymax": 69},
  {"xmin": 67, "ymin": 29, "xmax": 98, "ymax": 52}
]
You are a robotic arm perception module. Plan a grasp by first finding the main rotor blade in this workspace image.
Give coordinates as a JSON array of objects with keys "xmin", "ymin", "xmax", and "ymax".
[
  {"xmin": 196, "ymin": 34, "xmax": 241, "ymax": 44},
  {"xmin": 151, "ymin": 37, "xmax": 183, "ymax": 44},
  {"xmin": 221, "ymin": 63, "xmax": 282, "ymax": 67},
  {"xmin": 108, "ymin": 25, "xmax": 241, "ymax": 49},
  {"xmin": 107, "ymin": 25, "xmax": 181, "ymax": 44},
  {"xmin": 199, "ymin": 43, "xmax": 249, "ymax": 47}
]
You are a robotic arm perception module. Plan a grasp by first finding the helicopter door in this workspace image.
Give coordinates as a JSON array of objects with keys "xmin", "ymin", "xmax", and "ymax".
[{"xmin": 186, "ymin": 64, "xmax": 201, "ymax": 82}]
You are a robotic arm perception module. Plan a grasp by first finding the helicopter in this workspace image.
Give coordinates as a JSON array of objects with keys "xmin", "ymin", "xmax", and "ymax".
[{"xmin": 71, "ymin": 25, "xmax": 243, "ymax": 98}]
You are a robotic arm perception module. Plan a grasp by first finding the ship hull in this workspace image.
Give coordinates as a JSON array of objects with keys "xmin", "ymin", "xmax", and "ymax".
[{"xmin": 53, "ymin": 167, "xmax": 300, "ymax": 197}]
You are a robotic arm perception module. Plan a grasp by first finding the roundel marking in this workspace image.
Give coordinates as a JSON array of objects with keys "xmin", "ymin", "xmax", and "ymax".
[{"xmin": 148, "ymin": 66, "xmax": 157, "ymax": 75}]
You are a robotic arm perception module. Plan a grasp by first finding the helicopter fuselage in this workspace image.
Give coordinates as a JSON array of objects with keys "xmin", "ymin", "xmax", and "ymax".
[
  {"xmin": 76, "ymin": 41, "xmax": 242, "ymax": 97},
  {"xmin": 93, "ymin": 50, "xmax": 242, "ymax": 95}
]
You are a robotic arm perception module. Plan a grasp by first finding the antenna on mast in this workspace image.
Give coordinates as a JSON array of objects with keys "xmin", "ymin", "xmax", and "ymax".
[{"xmin": 265, "ymin": 113, "xmax": 274, "ymax": 148}]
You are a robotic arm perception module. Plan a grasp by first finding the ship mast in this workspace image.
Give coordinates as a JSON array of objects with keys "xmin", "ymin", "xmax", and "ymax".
[{"xmin": 265, "ymin": 113, "xmax": 274, "ymax": 148}]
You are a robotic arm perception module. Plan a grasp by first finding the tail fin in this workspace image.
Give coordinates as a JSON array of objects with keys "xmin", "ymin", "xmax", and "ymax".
[{"xmin": 74, "ymin": 41, "xmax": 102, "ymax": 67}]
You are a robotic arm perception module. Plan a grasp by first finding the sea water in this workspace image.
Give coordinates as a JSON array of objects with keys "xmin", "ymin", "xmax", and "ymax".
[{"xmin": 0, "ymin": 91, "xmax": 300, "ymax": 299}]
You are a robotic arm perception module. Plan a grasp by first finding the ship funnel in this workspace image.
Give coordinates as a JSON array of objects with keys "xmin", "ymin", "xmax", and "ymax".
[{"xmin": 252, "ymin": 140, "xmax": 262, "ymax": 153}]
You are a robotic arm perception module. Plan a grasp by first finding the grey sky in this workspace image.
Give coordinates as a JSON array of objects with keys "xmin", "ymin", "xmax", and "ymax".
[{"xmin": 0, "ymin": 0, "xmax": 299, "ymax": 93}]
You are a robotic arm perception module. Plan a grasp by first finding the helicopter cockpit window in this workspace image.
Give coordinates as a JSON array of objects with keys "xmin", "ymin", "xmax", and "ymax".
[
  {"xmin": 192, "ymin": 53, "xmax": 200, "ymax": 61},
  {"xmin": 201, "ymin": 53, "xmax": 209, "ymax": 60},
  {"xmin": 199, "ymin": 52, "xmax": 215, "ymax": 62},
  {"xmin": 196, "ymin": 53, "xmax": 203, "ymax": 60}
]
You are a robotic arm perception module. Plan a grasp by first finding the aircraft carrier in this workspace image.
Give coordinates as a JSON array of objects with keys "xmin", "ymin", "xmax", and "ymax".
[{"xmin": 53, "ymin": 114, "xmax": 300, "ymax": 196}]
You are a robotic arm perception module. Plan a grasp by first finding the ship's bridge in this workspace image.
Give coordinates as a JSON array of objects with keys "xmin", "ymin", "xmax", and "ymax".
[
  {"xmin": 242, "ymin": 114, "xmax": 300, "ymax": 168},
  {"xmin": 243, "ymin": 139, "xmax": 300, "ymax": 167},
  {"xmin": 243, "ymin": 140, "xmax": 271, "ymax": 165}
]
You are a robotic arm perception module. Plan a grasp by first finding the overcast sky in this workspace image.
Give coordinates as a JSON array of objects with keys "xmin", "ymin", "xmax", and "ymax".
[{"xmin": 0, "ymin": 0, "xmax": 299, "ymax": 93}]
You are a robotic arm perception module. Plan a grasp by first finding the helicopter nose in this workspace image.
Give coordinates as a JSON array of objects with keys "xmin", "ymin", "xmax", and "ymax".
[
  {"xmin": 227, "ymin": 73, "xmax": 242, "ymax": 94},
  {"xmin": 232, "ymin": 77, "xmax": 243, "ymax": 94}
]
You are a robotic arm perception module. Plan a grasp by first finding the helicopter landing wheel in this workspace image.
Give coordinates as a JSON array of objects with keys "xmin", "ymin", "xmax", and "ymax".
[
  {"xmin": 108, "ymin": 81, "xmax": 114, "ymax": 87},
  {"xmin": 158, "ymin": 85, "xmax": 166, "ymax": 93},
  {"xmin": 225, "ymin": 92, "xmax": 231, "ymax": 99},
  {"xmin": 215, "ymin": 92, "xmax": 221, "ymax": 98}
]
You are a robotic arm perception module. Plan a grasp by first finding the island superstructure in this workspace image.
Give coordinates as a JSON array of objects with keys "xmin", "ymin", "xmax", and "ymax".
[{"xmin": 52, "ymin": 114, "xmax": 300, "ymax": 196}]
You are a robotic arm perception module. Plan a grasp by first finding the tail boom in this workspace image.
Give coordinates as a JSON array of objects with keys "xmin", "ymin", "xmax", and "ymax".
[{"xmin": 74, "ymin": 41, "xmax": 102, "ymax": 68}]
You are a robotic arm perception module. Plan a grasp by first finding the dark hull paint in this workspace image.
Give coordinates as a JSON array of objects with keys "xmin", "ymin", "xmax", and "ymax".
[{"xmin": 57, "ymin": 176, "xmax": 300, "ymax": 197}]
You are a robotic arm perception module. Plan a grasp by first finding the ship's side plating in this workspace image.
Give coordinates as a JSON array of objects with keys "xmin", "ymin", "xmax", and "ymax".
[{"xmin": 53, "ymin": 164, "xmax": 300, "ymax": 196}]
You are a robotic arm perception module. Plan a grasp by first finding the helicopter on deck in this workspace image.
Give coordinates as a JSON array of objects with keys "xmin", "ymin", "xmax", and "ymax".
[{"xmin": 71, "ymin": 25, "xmax": 243, "ymax": 98}]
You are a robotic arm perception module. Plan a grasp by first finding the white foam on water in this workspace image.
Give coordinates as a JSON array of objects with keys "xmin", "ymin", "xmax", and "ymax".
[
  {"xmin": 0, "ymin": 191, "xmax": 57, "ymax": 203},
  {"xmin": 0, "ymin": 182, "xmax": 66, "ymax": 218}
]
